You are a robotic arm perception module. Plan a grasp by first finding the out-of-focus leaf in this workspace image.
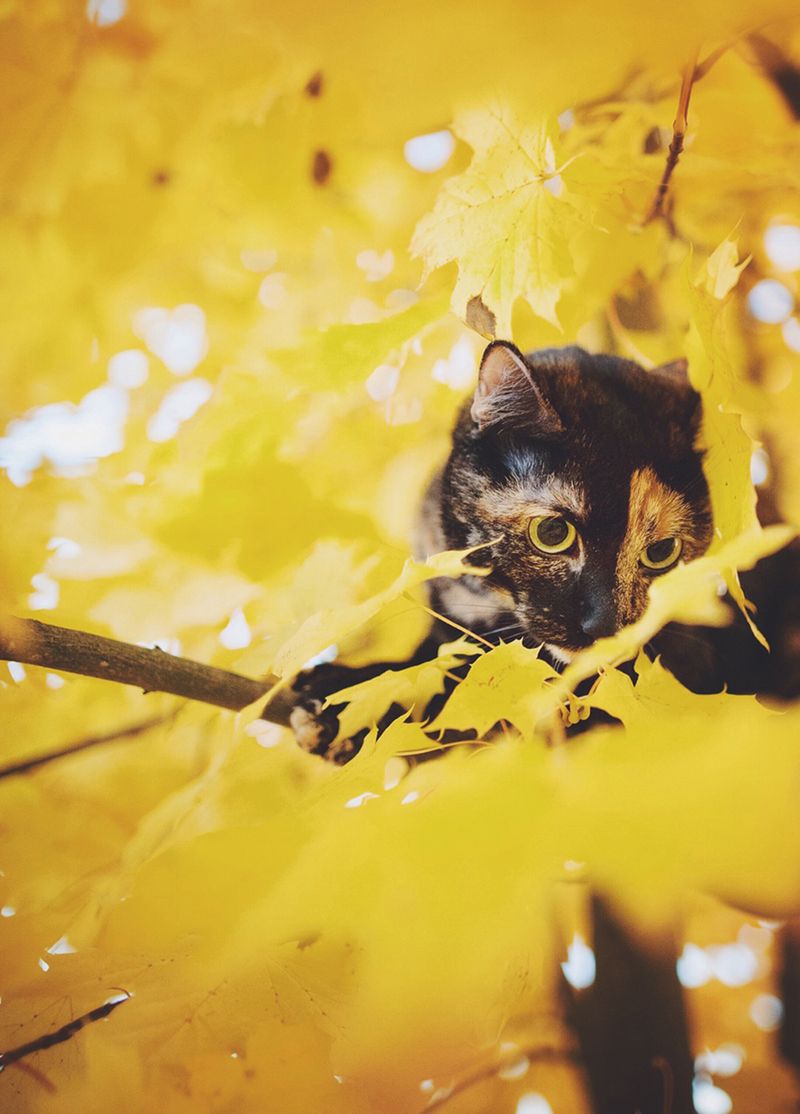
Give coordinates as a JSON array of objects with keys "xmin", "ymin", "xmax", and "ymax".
[
  {"xmin": 271, "ymin": 547, "xmax": 488, "ymax": 679},
  {"xmin": 4, "ymin": 4, "xmax": 800, "ymax": 1111}
]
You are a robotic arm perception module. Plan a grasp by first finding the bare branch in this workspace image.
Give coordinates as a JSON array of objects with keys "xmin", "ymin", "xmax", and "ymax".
[
  {"xmin": 0, "ymin": 616, "xmax": 292, "ymax": 724},
  {"xmin": 0, "ymin": 992, "xmax": 130, "ymax": 1069},
  {"xmin": 419, "ymin": 1041, "xmax": 580, "ymax": 1112},
  {"xmin": 644, "ymin": 52, "xmax": 698, "ymax": 226},
  {"xmin": 694, "ymin": 39, "xmax": 735, "ymax": 81},
  {"xmin": 565, "ymin": 895, "xmax": 694, "ymax": 1114},
  {"xmin": 0, "ymin": 713, "xmax": 174, "ymax": 781}
]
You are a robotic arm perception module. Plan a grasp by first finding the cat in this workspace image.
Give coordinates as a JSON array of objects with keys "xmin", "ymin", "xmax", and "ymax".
[
  {"xmin": 287, "ymin": 339, "xmax": 717, "ymax": 760},
  {"xmin": 415, "ymin": 340, "xmax": 713, "ymax": 660}
]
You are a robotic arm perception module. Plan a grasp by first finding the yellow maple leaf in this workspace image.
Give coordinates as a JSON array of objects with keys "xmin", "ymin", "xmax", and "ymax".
[
  {"xmin": 556, "ymin": 524, "xmax": 794, "ymax": 699},
  {"xmin": 412, "ymin": 105, "xmax": 576, "ymax": 334},
  {"xmin": 428, "ymin": 639, "xmax": 559, "ymax": 742},
  {"xmin": 702, "ymin": 236, "xmax": 751, "ymax": 300},
  {"xmin": 270, "ymin": 547, "xmax": 489, "ymax": 679},
  {"xmin": 325, "ymin": 637, "xmax": 480, "ymax": 739},
  {"xmin": 685, "ymin": 239, "xmax": 757, "ymax": 545}
]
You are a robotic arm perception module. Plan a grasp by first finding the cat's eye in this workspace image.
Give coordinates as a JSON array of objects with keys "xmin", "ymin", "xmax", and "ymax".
[
  {"xmin": 528, "ymin": 514, "xmax": 577, "ymax": 554},
  {"xmin": 640, "ymin": 536, "xmax": 682, "ymax": 571}
]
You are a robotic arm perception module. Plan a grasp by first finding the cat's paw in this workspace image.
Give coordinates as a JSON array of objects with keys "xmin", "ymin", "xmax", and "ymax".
[
  {"xmin": 289, "ymin": 700, "xmax": 362, "ymax": 764},
  {"xmin": 287, "ymin": 664, "xmax": 364, "ymax": 764},
  {"xmin": 288, "ymin": 695, "xmax": 340, "ymax": 755}
]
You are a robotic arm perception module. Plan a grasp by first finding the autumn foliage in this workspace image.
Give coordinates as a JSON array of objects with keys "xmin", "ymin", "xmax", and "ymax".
[{"xmin": 3, "ymin": 1, "xmax": 800, "ymax": 1111}]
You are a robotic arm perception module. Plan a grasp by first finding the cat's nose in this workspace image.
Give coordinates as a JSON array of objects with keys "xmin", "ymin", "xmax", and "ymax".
[{"xmin": 579, "ymin": 601, "xmax": 617, "ymax": 640}]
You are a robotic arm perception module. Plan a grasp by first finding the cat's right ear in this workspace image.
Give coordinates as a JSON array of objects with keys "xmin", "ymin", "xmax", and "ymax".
[{"xmin": 471, "ymin": 341, "xmax": 563, "ymax": 435}]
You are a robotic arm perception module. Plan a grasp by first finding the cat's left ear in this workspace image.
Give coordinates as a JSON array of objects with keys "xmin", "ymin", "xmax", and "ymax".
[{"xmin": 471, "ymin": 341, "xmax": 563, "ymax": 435}]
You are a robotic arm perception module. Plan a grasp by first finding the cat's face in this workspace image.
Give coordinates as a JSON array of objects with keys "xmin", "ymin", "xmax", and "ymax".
[{"xmin": 438, "ymin": 342, "xmax": 713, "ymax": 659}]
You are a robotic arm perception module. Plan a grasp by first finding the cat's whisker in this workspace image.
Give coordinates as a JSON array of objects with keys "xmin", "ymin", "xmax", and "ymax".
[
  {"xmin": 411, "ymin": 596, "xmax": 497, "ymax": 650},
  {"xmin": 481, "ymin": 622, "xmax": 526, "ymax": 643},
  {"xmin": 436, "ymin": 602, "xmax": 517, "ymax": 611},
  {"xmin": 290, "ymin": 341, "xmax": 717, "ymax": 761},
  {"xmin": 481, "ymin": 621, "xmax": 523, "ymax": 635}
]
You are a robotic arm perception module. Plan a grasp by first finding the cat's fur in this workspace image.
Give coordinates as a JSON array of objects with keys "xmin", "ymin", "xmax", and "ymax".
[
  {"xmin": 287, "ymin": 340, "xmax": 716, "ymax": 758},
  {"xmin": 416, "ymin": 341, "xmax": 713, "ymax": 660}
]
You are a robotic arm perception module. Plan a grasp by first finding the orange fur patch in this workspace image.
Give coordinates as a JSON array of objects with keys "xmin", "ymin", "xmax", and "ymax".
[{"xmin": 614, "ymin": 466, "xmax": 696, "ymax": 624}]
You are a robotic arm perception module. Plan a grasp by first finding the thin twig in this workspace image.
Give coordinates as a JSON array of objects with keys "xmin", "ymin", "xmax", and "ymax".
[
  {"xmin": 693, "ymin": 39, "xmax": 735, "ymax": 81},
  {"xmin": 5, "ymin": 1057, "xmax": 56, "ymax": 1093},
  {"xmin": 570, "ymin": 66, "xmax": 643, "ymax": 118},
  {"xmin": 419, "ymin": 1041, "xmax": 580, "ymax": 1112},
  {"xmin": 0, "ymin": 992, "xmax": 131, "ymax": 1069},
  {"xmin": 0, "ymin": 713, "xmax": 174, "ymax": 781},
  {"xmin": 0, "ymin": 616, "xmax": 291, "ymax": 724},
  {"xmin": 644, "ymin": 52, "xmax": 699, "ymax": 225}
]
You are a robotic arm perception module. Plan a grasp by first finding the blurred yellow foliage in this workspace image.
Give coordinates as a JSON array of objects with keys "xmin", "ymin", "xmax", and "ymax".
[{"xmin": 3, "ymin": 1, "xmax": 800, "ymax": 1110}]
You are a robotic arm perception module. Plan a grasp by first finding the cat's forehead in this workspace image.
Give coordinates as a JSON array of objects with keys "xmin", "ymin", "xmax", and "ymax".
[
  {"xmin": 482, "ymin": 456, "xmax": 688, "ymax": 532},
  {"xmin": 498, "ymin": 376, "xmax": 701, "ymax": 493},
  {"xmin": 460, "ymin": 342, "xmax": 709, "ymax": 542},
  {"xmin": 477, "ymin": 468, "xmax": 588, "ymax": 522},
  {"xmin": 529, "ymin": 346, "xmax": 699, "ymax": 453}
]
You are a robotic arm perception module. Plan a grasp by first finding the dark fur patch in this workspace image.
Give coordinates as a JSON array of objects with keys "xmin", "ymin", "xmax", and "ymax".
[{"xmin": 416, "ymin": 344, "xmax": 712, "ymax": 654}]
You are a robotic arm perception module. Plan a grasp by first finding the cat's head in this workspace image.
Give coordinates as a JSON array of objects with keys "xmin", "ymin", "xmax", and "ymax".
[{"xmin": 440, "ymin": 341, "xmax": 713, "ymax": 659}]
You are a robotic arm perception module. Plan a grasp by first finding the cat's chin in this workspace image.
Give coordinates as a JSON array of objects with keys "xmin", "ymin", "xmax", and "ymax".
[{"xmin": 543, "ymin": 643, "xmax": 574, "ymax": 665}]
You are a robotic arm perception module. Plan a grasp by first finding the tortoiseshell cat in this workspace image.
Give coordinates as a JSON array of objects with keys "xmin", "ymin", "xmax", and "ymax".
[
  {"xmin": 288, "ymin": 340, "xmax": 795, "ymax": 758},
  {"xmin": 416, "ymin": 341, "xmax": 712, "ymax": 661}
]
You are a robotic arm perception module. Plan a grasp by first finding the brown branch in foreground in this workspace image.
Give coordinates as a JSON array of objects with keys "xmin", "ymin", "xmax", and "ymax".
[
  {"xmin": 0, "ymin": 616, "xmax": 293, "ymax": 725},
  {"xmin": 778, "ymin": 918, "xmax": 800, "ymax": 1076},
  {"xmin": 565, "ymin": 894, "xmax": 694, "ymax": 1114},
  {"xmin": 644, "ymin": 52, "xmax": 698, "ymax": 226},
  {"xmin": 0, "ymin": 992, "xmax": 130, "ymax": 1069}
]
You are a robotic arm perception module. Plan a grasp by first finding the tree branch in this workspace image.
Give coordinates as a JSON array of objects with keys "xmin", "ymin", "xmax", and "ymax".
[
  {"xmin": 565, "ymin": 894, "xmax": 694, "ymax": 1114},
  {"xmin": 644, "ymin": 52, "xmax": 698, "ymax": 226},
  {"xmin": 0, "ymin": 713, "xmax": 174, "ymax": 781},
  {"xmin": 779, "ymin": 917, "xmax": 800, "ymax": 1076},
  {"xmin": 419, "ymin": 1041, "xmax": 580, "ymax": 1112},
  {"xmin": 0, "ymin": 992, "xmax": 131, "ymax": 1070},
  {"xmin": 0, "ymin": 616, "xmax": 293, "ymax": 725}
]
